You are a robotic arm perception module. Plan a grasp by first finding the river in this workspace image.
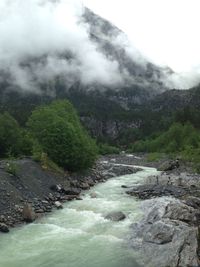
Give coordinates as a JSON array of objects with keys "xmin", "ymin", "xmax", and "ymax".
[{"xmin": 0, "ymin": 166, "xmax": 158, "ymax": 267}]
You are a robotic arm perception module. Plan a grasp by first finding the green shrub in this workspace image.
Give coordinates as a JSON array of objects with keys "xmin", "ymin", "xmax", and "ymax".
[
  {"xmin": 27, "ymin": 100, "xmax": 98, "ymax": 171},
  {"xmin": 5, "ymin": 161, "xmax": 20, "ymax": 176},
  {"xmin": 131, "ymin": 122, "xmax": 200, "ymax": 154},
  {"xmin": 98, "ymin": 143, "xmax": 120, "ymax": 155},
  {"xmin": 147, "ymin": 153, "xmax": 164, "ymax": 162},
  {"xmin": 0, "ymin": 112, "xmax": 23, "ymax": 158}
]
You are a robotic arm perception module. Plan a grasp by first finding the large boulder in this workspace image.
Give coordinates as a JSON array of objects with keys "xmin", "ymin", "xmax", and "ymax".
[
  {"xmin": 129, "ymin": 198, "xmax": 199, "ymax": 267},
  {"xmin": 158, "ymin": 160, "xmax": 179, "ymax": 172},
  {"xmin": 105, "ymin": 211, "xmax": 126, "ymax": 221},
  {"xmin": 22, "ymin": 204, "xmax": 36, "ymax": 222}
]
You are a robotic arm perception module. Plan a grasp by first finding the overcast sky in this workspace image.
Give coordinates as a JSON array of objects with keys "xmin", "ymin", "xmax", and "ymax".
[{"xmin": 83, "ymin": 0, "xmax": 200, "ymax": 73}]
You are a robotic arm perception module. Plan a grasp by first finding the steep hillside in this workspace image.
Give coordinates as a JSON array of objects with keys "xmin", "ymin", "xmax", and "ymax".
[{"xmin": 0, "ymin": 7, "xmax": 195, "ymax": 144}]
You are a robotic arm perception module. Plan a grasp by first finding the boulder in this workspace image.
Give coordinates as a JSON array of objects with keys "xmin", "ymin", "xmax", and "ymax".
[
  {"xmin": 184, "ymin": 196, "xmax": 200, "ymax": 209},
  {"xmin": 90, "ymin": 192, "xmax": 98, "ymax": 198},
  {"xmin": 158, "ymin": 160, "xmax": 179, "ymax": 172},
  {"xmin": 164, "ymin": 202, "xmax": 196, "ymax": 224},
  {"xmin": 54, "ymin": 201, "xmax": 63, "ymax": 209},
  {"xmin": 63, "ymin": 195, "xmax": 77, "ymax": 201},
  {"xmin": 22, "ymin": 204, "xmax": 36, "ymax": 222},
  {"xmin": 87, "ymin": 179, "xmax": 96, "ymax": 187},
  {"xmin": 129, "ymin": 198, "xmax": 199, "ymax": 267},
  {"xmin": 0, "ymin": 223, "xmax": 9, "ymax": 233},
  {"xmin": 49, "ymin": 184, "xmax": 62, "ymax": 192},
  {"xmin": 80, "ymin": 182, "xmax": 90, "ymax": 190},
  {"xmin": 105, "ymin": 211, "xmax": 126, "ymax": 221},
  {"xmin": 63, "ymin": 187, "xmax": 81, "ymax": 196},
  {"xmin": 126, "ymin": 184, "xmax": 186, "ymax": 199}
]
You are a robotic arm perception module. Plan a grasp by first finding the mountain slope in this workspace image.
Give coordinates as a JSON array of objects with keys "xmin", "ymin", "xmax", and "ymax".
[{"xmin": 0, "ymin": 7, "xmax": 194, "ymax": 143}]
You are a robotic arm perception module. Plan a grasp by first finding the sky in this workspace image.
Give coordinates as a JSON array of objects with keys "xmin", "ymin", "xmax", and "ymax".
[{"xmin": 83, "ymin": 0, "xmax": 200, "ymax": 73}]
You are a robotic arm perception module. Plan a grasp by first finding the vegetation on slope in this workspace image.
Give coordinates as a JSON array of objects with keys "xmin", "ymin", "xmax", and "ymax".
[
  {"xmin": 0, "ymin": 100, "xmax": 98, "ymax": 172},
  {"xmin": 27, "ymin": 100, "xmax": 98, "ymax": 171},
  {"xmin": 130, "ymin": 121, "xmax": 200, "ymax": 171}
]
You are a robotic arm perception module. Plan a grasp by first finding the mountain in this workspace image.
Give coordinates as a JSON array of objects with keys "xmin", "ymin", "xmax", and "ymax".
[
  {"xmin": 150, "ymin": 84, "xmax": 200, "ymax": 111},
  {"xmin": 82, "ymin": 8, "xmax": 171, "ymax": 93},
  {"xmin": 0, "ymin": 7, "xmax": 196, "ymax": 144}
]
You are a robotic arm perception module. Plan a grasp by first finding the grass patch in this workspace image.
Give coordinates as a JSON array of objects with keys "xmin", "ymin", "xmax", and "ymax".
[
  {"xmin": 5, "ymin": 161, "xmax": 20, "ymax": 176},
  {"xmin": 146, "ymin": 153, "xmax": 163, "ymax": 162},
  {"xmin": 98, "ymin": 143, "xmax": 120, "ymax": 155}
]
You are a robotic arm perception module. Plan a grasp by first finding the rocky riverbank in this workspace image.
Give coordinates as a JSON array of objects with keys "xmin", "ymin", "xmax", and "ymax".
[
  {"xmin": 1, "ymin": 153, "xmax": 199, "ymax": 267},
  {"xmin": 124, "ymin": 158, "xmax": 200, "ymax": 267},
  {"xmin": 0, "ymin": 156, "xmax": 141, "ymax": 233}
]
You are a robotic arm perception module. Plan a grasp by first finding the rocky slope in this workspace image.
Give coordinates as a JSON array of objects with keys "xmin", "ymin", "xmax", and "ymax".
[
  {"xmin": 124, "ymin": 159, "xmax": 200, "ymax": 267},
  {"xmin": 0, "ymin": 157, "xmax": 140, "ymax": 233},
  {"xmin": 130, "ymin": 197, "xmax": 199, "ymax": 267}
]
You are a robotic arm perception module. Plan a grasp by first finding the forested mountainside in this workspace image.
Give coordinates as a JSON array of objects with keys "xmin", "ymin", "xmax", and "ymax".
[{"xmin": 0, "ymin": 8, "xmax": 199, "ymax": 147}]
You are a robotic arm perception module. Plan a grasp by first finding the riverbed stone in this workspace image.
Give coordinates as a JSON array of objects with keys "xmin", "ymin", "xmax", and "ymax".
[
  {"xmin": 63, "ymin": 187, "xmax": 81, "ymax": 196},
  {"xmin": 105, "ymin": 211, "xmax": 126, "ymax": 221},
  {"xmin": 158, "ymin": 160, "xmax": 179, "ymax": 172},
  {"xmin": 22, "ymin": 204, "xmax": 36, "ymax": 222},
  {"xmin": 126, "ymin": 184, "xmax": 187, "ymax": 199},
  {"xmin": 54, "ymin": 201, "xmax": 63, "ymax": 209},
  {"xmin": 90, "ymin": 192, "xmax": 97, "ymax": 198},
  {"xmin": 0, "ymin": 223, "xmax": 9, "ymax": 233},
  {"xmin": 80, "ymin": 183, "xmax": 90, "ymax": 190}
]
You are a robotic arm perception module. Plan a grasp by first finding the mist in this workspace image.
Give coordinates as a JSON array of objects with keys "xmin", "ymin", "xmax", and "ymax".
[
  {"xmin": 0, "ymin": 0, "xmax": 123, "ymax": 93},
  {"xmin": 1, "ymin": 0, "xmax": 199, "ymax": 94}
]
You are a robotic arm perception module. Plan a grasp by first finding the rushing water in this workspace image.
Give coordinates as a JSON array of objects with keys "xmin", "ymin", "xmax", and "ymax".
[{"xmin": 0, "ymin": 165, "xmax": 158, "ymax": 267}]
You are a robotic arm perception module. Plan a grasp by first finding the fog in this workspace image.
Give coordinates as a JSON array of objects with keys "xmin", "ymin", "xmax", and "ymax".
[
  {"xmin": 0, "ymin": 0, "xmax": 199, "ymax": 93},
  {"xmin": 0, "ymin": 0, "xmax": 122, "ymax": 92}
]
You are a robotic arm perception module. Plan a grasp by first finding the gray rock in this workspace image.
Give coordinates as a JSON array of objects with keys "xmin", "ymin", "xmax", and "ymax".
[
  {"xmin": 158, "ymin": 160, "xmax": 179, "ymax": 172},
  {"xmin": 22, "ymin": 204, "xmax": 36, "ymax": 222},
  {"xmin": 80, "ymin": 182, "xmax": 90, "ymax": 190},
  {"xmin": 0, "ymin": 223, "xmax": 9, "ymax": 233},
  {"xmin": 127, "ymin": 184, "xmax": 186, "ymax": 199},
  {"xmin": 105, "ymin": 211, "xmax": 126, "ymax": 221},
  {"xmin": 184, "ymin": 196, "xmax": 200, "ymax": 209},
  {"xmin": 143, "ymin": 220, "xmax": 174, "ymax": 244},
  {"xmin": 54, "ymin": 201, "xmax": 63, "ymax": 209},
  {"xmin": 129, "ymin": 198, "xmax": 199, "ymax": 267},
  {"xmin": 164, "ymin": 202, "xmax": 196, "ymax": 224},
  {"xmin": 63, "ymin": 187, "xmax": 81, "ymax": 196},
  {"xmin": 90, "ymin": 192, "xmax": 97, "ymax": 198}
]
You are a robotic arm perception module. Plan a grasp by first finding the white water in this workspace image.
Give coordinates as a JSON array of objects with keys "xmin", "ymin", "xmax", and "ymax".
[{"xmin": 0, "ymin": 166, "xmax": 158, "ymax": 267}]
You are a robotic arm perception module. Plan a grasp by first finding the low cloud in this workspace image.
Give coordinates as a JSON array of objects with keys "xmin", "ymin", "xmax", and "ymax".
[{"xmin": 0, "ymin": 0, "xmax": 122, "ymax": 93}]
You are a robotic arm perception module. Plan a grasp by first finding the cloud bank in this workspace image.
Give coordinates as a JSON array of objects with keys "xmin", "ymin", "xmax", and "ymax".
[{"xmin": 0, "ymin": 0, "xmax": 122, "ymax": 92}]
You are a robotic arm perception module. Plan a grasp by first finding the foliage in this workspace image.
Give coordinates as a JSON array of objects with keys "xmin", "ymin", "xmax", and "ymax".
[
  {"xmin": 0, "ymin": 113, "xmax": 25, "ymax": 158},
  {"xmin": 98, "ymin": 143, "xmax": 120, "ymax": 155},
  {"xmin": 27, "ymin": 100, "xmax": 98, "ymax": 171},
  {"xmin": 5, "ymin": 161, "xmax": 20, "ymax": 176},
  {"xmin": 146, "ymin": 153, "xmax": 165, "ymax": 162},
  {"xmin": 131, "ymin": 122, "xmax": 200, "ymax": 154}
]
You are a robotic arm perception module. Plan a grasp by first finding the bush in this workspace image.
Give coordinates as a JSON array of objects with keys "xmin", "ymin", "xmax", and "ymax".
[
  {"xmin": 0, "ymin": 112, "xmax": 23, "ymax": 158},
  {"xmin": 5, "ymin": 161, "xmax": 20, "ymax": 176},
  {"xmin": 147, "ymin": 153, "xmax": 164, "ymax": 162},
  {"xmin": 27, "ymin": 100, "xmax": 98, "ymax": 171},
  {"xmin": 131, "ymin": 122, "xmax": 200, "ymax": 154},
  {"xmin": 98, "ymin": 143, "xmax": 120, "ymax": 155}
]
